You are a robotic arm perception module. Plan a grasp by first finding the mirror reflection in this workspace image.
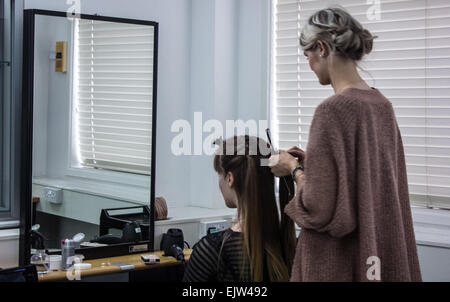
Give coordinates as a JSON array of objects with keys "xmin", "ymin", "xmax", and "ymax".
[{"xmin": 30, "ymin": 14, "xmax": 156, "ymax": 257}]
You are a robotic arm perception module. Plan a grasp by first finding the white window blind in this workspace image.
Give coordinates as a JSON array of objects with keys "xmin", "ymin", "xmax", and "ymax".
[
  {"xmin": 271, "ymin": 0, "xmax": 450, "ymax": 209},
  {"xmin": 74, "ymin": 19, "xmax": 154, "ymax": 175}
]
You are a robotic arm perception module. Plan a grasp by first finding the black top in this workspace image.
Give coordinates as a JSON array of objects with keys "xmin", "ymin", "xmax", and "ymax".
[{"xmin": 183, "ymin": 229, "xmax": 253, "ymax": 282}]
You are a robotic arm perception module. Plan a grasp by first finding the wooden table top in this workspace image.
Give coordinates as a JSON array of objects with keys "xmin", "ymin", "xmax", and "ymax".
[{"xmin": 38, "ymin": 249, "xmax": 192, "ymax": 282}]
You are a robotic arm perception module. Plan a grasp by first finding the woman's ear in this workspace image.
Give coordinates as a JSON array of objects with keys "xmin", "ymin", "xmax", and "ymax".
[
  {"xmin": 317, "ymin": 40, "xmax": 328, "ymax": 57},
  {"xmin": 226, "ymin": 171, "xmax": 234, "ymax": 188}
]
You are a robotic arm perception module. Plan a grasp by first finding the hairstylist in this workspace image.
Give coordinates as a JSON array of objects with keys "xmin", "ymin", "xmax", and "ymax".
[{"xmin": 269, "ymin": 7, "xmax": 422, "ymax": 282}]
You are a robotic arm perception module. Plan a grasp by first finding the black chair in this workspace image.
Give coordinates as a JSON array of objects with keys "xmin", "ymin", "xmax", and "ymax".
[{"xmin": 0, "ymin": 265, "xmax": 38, "ymax": 282}]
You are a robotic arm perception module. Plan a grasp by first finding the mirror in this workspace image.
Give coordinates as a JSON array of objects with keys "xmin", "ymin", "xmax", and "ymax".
[{"xmin": 24, "ymin": 10, "xmax": 158, "ymax": 260}]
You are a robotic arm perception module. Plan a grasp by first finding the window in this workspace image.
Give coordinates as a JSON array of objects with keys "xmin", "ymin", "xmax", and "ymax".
[
  {"xmin": 0, "ymin": 0, "xmax": 12, "ymax": 214},
  {"xmin": 271, "ymin": 0, "xmax": 450, "ymax": 209},
  {"xmin": 72, "ymin": 19, "xmax": 154, "ymax": 175}
]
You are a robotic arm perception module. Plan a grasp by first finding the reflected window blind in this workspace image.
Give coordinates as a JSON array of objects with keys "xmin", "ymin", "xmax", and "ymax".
[
  {"xmin": 74, "ymin": 19, "xmax": 154, "ymax": 175},
  {"xmin": 271, "ymin": 0, "xmax": 450, "ymax": 209}
]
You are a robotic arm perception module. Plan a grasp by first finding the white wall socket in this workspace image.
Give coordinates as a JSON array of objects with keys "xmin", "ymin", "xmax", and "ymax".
[
  {"xmin": 43, "ymin": 187, "xmax": 63, "ymax": 204},
  {"xmin": 199, "ymin": 220, "xmax": 229, "ymax": 239}
]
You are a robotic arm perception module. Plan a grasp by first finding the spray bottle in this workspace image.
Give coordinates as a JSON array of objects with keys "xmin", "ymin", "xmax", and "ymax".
[{"xmin": 61, "ymin": 233, "xmax": 85, "ymax": 270}]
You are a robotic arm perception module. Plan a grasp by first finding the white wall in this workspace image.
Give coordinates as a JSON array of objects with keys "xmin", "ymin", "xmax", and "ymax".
[
  {"xmin": 237, "ymin": 0, "xmax": 271, "ymax": 121},
  {"xmin": 0, "ymin": 229, "xmax": 19, "ymax": 269},
  {"xmin": 32, "ymin": 15, "xmax": 71, "ymax": 178},
  {"xmin": 417, "ymin": 245, "xmax": 450, "ymax": 282},
  {"xmin": 189, "ymin": 0, "xmax": 238, "ymax": 209},
  {"xmin": 188, "ymin": 0, "xmax": 270, "ymax": 208}
]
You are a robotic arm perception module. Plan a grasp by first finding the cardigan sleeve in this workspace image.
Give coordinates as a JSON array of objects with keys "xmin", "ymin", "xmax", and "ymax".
[{"xmin": 284, "ymin": 102, "xmax": 357, "ymax": 238}]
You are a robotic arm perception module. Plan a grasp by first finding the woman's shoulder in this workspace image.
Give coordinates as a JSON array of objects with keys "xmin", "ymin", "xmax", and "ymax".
[
  {"xmin": 205, "ymin": 228, "xmax": 240, "ymax": 243},
  {"xmin": 196, "ymin": 229, "xmax": 241, "ymax": 251},
  {"xmin": 320, "ymin": 92, "xmax": 360, "ymax": 112},
  {"xmin": 321, "ymin": 87, "xmax": 388, "ymax": 111},
  {"xmin": 313, "ymin": 92, "xmax": 365, "ymax": 128}
]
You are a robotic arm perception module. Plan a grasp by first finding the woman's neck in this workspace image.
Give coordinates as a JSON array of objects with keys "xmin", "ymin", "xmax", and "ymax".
[
  {"xmin": 329, "ymin": 57, "xmax": 369, "ymax": 94},
  {"xmin": 231, "ymin": 210, "xmax": 243, "ymax": 232},
  {"xmin": 231, "ymin": 222, "xmax": 242, "ymax": 232}
]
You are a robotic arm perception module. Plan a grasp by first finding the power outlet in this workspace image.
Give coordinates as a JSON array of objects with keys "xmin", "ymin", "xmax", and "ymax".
[
  {"xmin": 199, "ymin": 220, "xmax": 229, "ymax": 239},
  {"xmin": 43, "ymin": 187, "xmax": 63, "ymax": 204}
]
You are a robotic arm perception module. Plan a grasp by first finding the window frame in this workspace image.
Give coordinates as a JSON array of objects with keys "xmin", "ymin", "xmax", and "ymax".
[
  {"xmin": 0, "ymin": 0, "xmax": 22, "ymax": 229},
  {"xmin": 0, "ymin": 0, "xmax": 9, "ymax": 215}
]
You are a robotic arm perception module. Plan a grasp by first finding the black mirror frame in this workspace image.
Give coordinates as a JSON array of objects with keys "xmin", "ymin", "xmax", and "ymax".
[{"xmin": 20, "ymin": 9, "xmax": 158, "ymax": 263}]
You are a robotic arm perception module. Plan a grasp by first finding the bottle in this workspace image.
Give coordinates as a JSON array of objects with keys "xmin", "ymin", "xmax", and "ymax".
[
  {"xmin": 30, "ymin": 249, "xmax": 50, "ymax": 274},
  {"xmin": 30, "ymin": 224, "xmax": 49, "ymax": 274},
  {"xmin": 61, "ymin": 238, "xmax": 75, "ymax": 270},
  {"xmin": 61, "ymin": 233, "xmax": 85, "ymax": 270}
]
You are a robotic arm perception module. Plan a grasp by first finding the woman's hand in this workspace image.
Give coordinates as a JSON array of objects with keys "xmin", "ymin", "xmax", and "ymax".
[
  {"xmin": 286, "ymin": 146, "xmax": 305, "ymax": 165},
  {"xmin": 269, "ymin": 151, "xmax": 299, "ymax": 177}
]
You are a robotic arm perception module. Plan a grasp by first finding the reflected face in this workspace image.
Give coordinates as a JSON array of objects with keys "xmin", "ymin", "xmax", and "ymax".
[
  {"xmin": 218, "ymin": 172, "xmax": 237, "ymax": 209},
  {"xmin": 304, "ymin": 47, "xmax": 331, "ymax": 85}
]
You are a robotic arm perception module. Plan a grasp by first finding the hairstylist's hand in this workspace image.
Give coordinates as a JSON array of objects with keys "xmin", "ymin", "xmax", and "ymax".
[
  {"xmin": 286, "ymin": 146, "xmax": 305, "ymax": 165},
  {"xmin": 269, "ymin": 150, "xmax": 299, "ymax": 177}
]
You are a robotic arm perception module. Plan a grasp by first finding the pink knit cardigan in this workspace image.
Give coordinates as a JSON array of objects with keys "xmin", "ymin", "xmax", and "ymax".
[{"xmin": 285, "ymin": 87, "xmax": 422, "ymax": 282}]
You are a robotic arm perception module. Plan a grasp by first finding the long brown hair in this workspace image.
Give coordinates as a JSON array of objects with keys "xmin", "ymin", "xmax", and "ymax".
[{"xmin": 213, "ymin": 135, "xmax": 296, "ymax": 282}]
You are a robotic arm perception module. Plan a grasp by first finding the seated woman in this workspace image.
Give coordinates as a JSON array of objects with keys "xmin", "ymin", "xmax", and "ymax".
[{"xmin": 183, "ymin": 135, "xmax": 296, "ymax": 282}]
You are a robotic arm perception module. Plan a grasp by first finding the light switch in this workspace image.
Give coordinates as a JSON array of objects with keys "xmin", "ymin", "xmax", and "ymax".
[
  {"xmin": 43, "ymin": 187, "xmax": 63, "ymax": 204},
  {"xmin": 55, "ymin": 41, "xmax": 67, "ymax": 72}
]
